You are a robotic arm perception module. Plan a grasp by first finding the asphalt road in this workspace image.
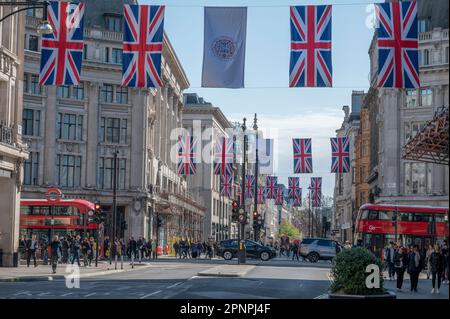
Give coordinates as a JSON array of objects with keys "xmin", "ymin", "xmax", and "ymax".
[{"xmin": 0, "ymin": 259, "xmax": 332, "ymax": 299}]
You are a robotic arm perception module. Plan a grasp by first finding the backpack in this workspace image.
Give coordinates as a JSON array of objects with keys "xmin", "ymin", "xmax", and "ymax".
[{"xmin": 394, "ymin": 253, "xmax": 403, "ymax": 268}]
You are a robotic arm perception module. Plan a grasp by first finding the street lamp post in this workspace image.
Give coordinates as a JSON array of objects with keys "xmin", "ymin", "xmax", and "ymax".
[
  {"xmin": 253, "ymin": 114, "xmax": 259, "ymax": 242},
  {"xmin": 308, "ymin": 188, "xmax": 312, "ymax": 237},
  {"xmin": 0, "ymin": 1, "xmax": 53, "ymax": 34},
  {"xmin": 238, "ymin": 118, "xmax": 247, "ymax": 264}
]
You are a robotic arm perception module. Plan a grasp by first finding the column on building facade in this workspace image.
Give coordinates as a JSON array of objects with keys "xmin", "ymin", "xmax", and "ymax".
[
  {"xmin": 43, "ymin": 87, "xmax": 57, "ymax": 185},
  {"xmin": 85, "ymin": 82, "xmax": 99, "ymax": 188}
]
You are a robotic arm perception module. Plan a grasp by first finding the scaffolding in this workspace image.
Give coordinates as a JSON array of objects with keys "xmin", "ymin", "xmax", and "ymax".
[{"xmin": 402, "ymin": 106, "xmax": 449, "ymax": 165}]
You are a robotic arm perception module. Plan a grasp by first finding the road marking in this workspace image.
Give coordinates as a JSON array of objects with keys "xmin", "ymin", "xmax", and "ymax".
[
  {"xmin": 84, "ymin": 292, "xmax": 96, "ymax": 297},
  {"xmin": 37, "ymin": 292, "xmax": 50, "ymax": 296},
  {"xmin": 61, "ymin": 292, "xmax": 73, "ymax": 297},
  {"xmin": 140, "ymin": 290, "xmax": 162, "ymax": 299},
  {"xmin": 167, "ymin": 282, "xmax": 182, "ymax": 289},
  {"xmin": 188, "ymin": 276, "xmax": 199, "ymax": 281},
  {"xmin": 13, "ymin": 291, "xmax": 32, "ymax": 296},
  {"xmin": 314, "ymin": 293, "xmax": 328, "ymax": 299}
]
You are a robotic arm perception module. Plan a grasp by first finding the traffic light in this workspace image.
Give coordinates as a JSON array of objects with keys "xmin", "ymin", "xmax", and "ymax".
[
  {"xmin": 253, "ymin": 211, "xmax": 258, "ymax": 228},
  {"xmin": 92, "ymin": 202, "xmax": 106, "ymax": 224},
  {"xmin": 232, "ymin": 200, "xmax": 240, "ymax": 222}
]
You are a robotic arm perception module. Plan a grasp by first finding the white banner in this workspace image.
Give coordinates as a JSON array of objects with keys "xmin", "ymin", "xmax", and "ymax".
[
  {"xmin": 201, "ymin": 7, "xmax": 247, "ymax": 88},
  {"xmin": 258, "ymin": 138, "xmax": 274, "ymax": 174}
]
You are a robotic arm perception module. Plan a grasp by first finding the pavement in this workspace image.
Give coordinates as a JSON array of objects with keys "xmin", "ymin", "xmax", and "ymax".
[
  {"xmin": 197, "ymin": 265, "xmax": 255, "ymax": 277},
  {"xmin": 0, "ymin": 259, "xmax": 152, "ymax": 282}
]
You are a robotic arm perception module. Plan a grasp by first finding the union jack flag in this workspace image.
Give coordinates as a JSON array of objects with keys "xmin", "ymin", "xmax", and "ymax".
[
  {"xmin": 290, "ymin": 5, "xmax": 332, "ymax": 87},
  {"xmin": 177, "ymin": 135, "xmax": 197, "ymax": 175},
  {"xmin": 245, "ymin": 175, "xmax": 255, "ymax": 198},
  {"xmin": 264, "ymin": 176, "xmax": 278, "ymax": 199},
  {"xmin": 256, "ymin": 186, "xmax": 265, "ymax": 204},
  {"xmin": 293, "ymin": 138, "xmax": 313, "ymax": 174},
  {"xmin": 214, "ymin": 135, "xmax": 234, "ymax": 176},
  {"xmin": 39, "ymin": 1, "xmax": 85, "ymax": 86},
  {"xmin": 220, "ymin": 174, "xmax": 233, "ymax": 198},
  {"xmin": 288, "ymin": 177, "xmax": 300, "ymax": 199},
  {"xmin": 275, "ymin": 186, "xmax": 284, "ymax": 205},
  {"xmin": 376, "ymin": 1, "xmax": 419, "ymax": 88},
  {"xmin": 292, "ymin": 188, "xmax": 302, "ymax": 207},
  {"xmin": 331, "ymin": 137, "xmax": 350, "ymax": 173},
  {"xmin": 122, "ymin": 4, "xmax": 165, "ymax": 87},
  {"xmin": 310, "ymin": 177, "xmax": 322, "ymax": 208}
]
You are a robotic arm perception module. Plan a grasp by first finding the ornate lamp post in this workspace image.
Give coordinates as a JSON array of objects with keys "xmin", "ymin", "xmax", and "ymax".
[{"xmin": 0, "ymin": 1, "xmax": 53, "ymax": 34}]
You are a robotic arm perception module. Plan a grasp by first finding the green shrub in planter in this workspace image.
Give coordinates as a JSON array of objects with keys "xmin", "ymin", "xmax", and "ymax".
[{"xmin": 330, "ymin": 247, "xmax": 384, "ymax": 295}]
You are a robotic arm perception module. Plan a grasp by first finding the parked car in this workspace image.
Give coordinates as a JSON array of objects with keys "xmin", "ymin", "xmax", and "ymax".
[
  {"xmin": 299, "ymin": 238, "xmax": 343, "ymax": 262},
  {"xmin": 217, "ymin": 239, "xmax": 277, "ymax": 261}
]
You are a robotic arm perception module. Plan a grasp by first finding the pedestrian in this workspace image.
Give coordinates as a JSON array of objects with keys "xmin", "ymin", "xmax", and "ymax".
[
  {"xmin": 103, "ymin": 236, "xmax": 110, "ymax": 259},
  {"xmin": 88, "ymin": 237, "xmax": 95, "ymax": 266},
  {"xmin": 291, "ymin": 242, "xmax": 300, "ymax": 261},
  {"xmin": 137, "ymin": 237, "xmax": 144, "ymax": 262},
  {"xmin": 394, "ymin": 246, "xmax": 409, "ymax": 291},
  {"xmin": 81, "ymin": 237, "xmax": 92, "ymax": 267},
  {"xmin": 408, "ymin": 245, "xmax": 422, "ymax": 292},
  {"xmin": 173, "ymin": 241, "xmax": 179, "ymax": 258},
  {"xmin": 26, "ymin": 234, "xmax": 38, "ymax": 267},
  {"xmin": 70, "ymin": 235, "xmax": 82, "ymax": 266},
  {"xmin": 19, "ymin": 235, "xmax": 26, "ymax": 261},
  {"xmin": 385, "ymin": 241, "xmax": 396, "ymax": 281},
  {"xmin": 128, "ymin": 237, "xmax": 137, "ymax": 266},
  {"xmin": 60, "ymin": 236, "xmax": 69, "ymax": 264},
  {"xmin": 430, "ymin": 244, "xmax": 445, "ymax": 294},
  {"xmin": 441, "ymin": 242, "xmax": 449, "ymax": 284},
  {"xmin": 146, "ymin": 240, "xmax": 152, "ymax": 259},
  {"xmin": 40, "ymin": 235, "xmax": 49, "ymax": 265},
  {"xmin": 197, "ymin": 242, "xmax": 203, "ymax": 258},
  {"xmin": 49, "ymin": 235, "xmax": 62, "ymax": 274},
  {"xmin": 425, "ymin": 244, "xmax": 434, "ymax": 279}
]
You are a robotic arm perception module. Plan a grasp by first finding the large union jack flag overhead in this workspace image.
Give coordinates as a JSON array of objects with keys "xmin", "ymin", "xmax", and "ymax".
[
  {"xmin": 39, "ymin": 1, "xmax": 85, "ymax": 86},
  {"xmin": 122, "ymin": 4, "xmax": 165, "ymax": 88},
  {"xmin": 290, "ymin": 5, "xmax": 332, "ymax": 88},
  {"xmin": 310, "ymin": 177, "xmax": 322, "ymax": 208},
  {"xmin": 331, "ymin": 137, "xmax": 350, "ymax": 173},
  {"xmin": 293, "ymin": 138, "xmax": 313, "ymax": 174},
  {"xmin": 376, "ymin": 1, "xmax": 419, "ymax": 88},
  {"xmin": 220, "ymin": 174, "xmax": 233, "ymax": 198},
  {"xmin": 178, "ymin": 135, "xmax": 197, "ymax": 175},
  {"xmin": 245, "ymin": 175, "xmax": 255, "ymax": 198},
  {"xmin": 288, "ymin": 177, "xmax": 300, "ymax": 199},
  {"xmin": 264, "ymin": 176, "xmax": 278, "ymax": 199},
  {"xmin": 214, "ymin": 135, "xmax": 234, "ymax": 176}
]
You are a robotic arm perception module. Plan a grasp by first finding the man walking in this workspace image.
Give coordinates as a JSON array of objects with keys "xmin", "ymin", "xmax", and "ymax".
[
  {"xmin": 408, "ymin": 245, "xmax": 422, "ymax": 292},
  {"xmin": 385, "ymin": 241, "xmax": 396, "ymax": 281},
  {"xmin": 50, "ymin": 235, "xmax": 62, "ymax": 274},
  {"xmin": 291, "ymin": 241, "xmax": 300, "ymax": 261},
  {"xmin": 70, "ymin": 235, "xmax": 82, "ymax": 266},
  {"xmin": 26, "ymin": 234, "xmax": 38, "ymax": 267}
]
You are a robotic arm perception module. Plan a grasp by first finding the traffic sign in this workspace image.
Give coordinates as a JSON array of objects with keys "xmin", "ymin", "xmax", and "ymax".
[{"xmin": 46, "ymin": 188, "xmax": 62, "ymax": 203}]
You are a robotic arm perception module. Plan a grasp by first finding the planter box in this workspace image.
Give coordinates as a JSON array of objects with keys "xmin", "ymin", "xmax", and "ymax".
[{"xmin": 328, "ymin": 290, "xmax": 396, "ymax": 299}]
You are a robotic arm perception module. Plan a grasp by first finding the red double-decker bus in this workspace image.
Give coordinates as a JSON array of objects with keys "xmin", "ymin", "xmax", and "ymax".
[
  {"xmin": 354, "ymin": 204, "xmax": 449, "ymax": 257},
  {"xmin": 20, "ymin": 198, "xmax": 99, "ymax": 240}
]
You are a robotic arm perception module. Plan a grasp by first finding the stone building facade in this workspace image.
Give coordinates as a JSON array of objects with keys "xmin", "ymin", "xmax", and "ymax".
[
  {"xmin": 367, "ymin": 0, "xmax": 449, "ymax": 208},
  {"xmin": 0, "ymin": 4, "xmax": 28, "ymax": 267},
  {"xmin": 182, "ymin": 93, "xmax": 232, "ymax": 242},
  {"xmin": 21, "ymin": 0, "xmax": 204, "ymax": 250},
  {"xmin": 354, "ymin": 102, "xmax": 371, "ymax": 210}
]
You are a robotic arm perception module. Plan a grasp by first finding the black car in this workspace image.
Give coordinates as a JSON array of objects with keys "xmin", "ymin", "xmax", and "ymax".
[{"xmin": 217, "ymin": 239, "xmax": 276, "ymax": 261}]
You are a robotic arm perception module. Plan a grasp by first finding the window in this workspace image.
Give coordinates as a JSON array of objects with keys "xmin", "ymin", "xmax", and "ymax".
[
  {"xmin": 445, "ymin": 47, "xmax": 449, "ymax": 64},
  {"xmin": 57, "ymin": 85, "xmax": 70, "ymax": 98},
  {"xmin": 23, "ymin": 152, "xmax": 39, "ymax": 185},
  {"xmin": 57, "ymin": 155, "xmax": 82, "ymax": 188},
  {"xmin": 418, "ymin": 19, "xmax": 430, "ymax": 33},
  {"xmin": 405, "ymin": 162, "xmax": 430, "ymax": 195},
  {"xmin": 98, "ymin": 157, "xmax": 126, "ymax": 189},
  {"xmin": 26, "ymin": 8, "xmax": 43, "ymax": 18},
  {"xmin": 104, "ymin": 47, "xmax": 110, "ymax": 63},
  {"xmin": 30, "ymin": 74, "xmax": 41, "ymax": 95},
  {"xmin": 100, "ymin": 117, "xmax": 127, "ymax": 144},
  {"xmin": 100, "ymin": 84, "xmax": 114, "ymax": 103},
  {"xmin": 420, "ymin": 88, "xmax": 432, "ymax": 106},
  {"xmin": 317, "ymin": 240, "xmax": 332, "ymax": 247},
  {"xmin": 405, "ymin": 122, "xmax": 426, "ymax": 142},
  {"xmin": 83, "ymin": 44, "xmax": 88, "ymax": 60},
  {"xmin": 338, "ymin": 174, "xmax": 343, "ymax": 196},
  {"xmin": 112, "ymin": 48, "xmax": 123, "ymax": 64},
  {"xmin": 405, "ymin": 89, "xmax": 418, "ymax": 108},
  {"xmin": 72, "ymin": 84, "xmax": 84, "ymax": 100},
  {"xmin": 22, "ymin": 109, "xmax": 40, "ymax": 136},
  {"xmin": 57, "ymin": 113, "xmax": 83, "ymax": 141},
  {"xmin": 423, "ymin": 49, "xmax": 430, "ymax": 66},
  {"xmin": 106, "ymin": 16, "xmax": 122, "ymax": 32},
  {"xmin": 116, "ymin": 87, "xmax": 128, "ymax": 104},
  {"xmin": 28, "ymin": 35, "xmax": 38, "ymax": 51}
]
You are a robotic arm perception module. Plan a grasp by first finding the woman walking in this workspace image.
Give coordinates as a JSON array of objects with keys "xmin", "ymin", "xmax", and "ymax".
[
  {"xmin": 394, "ymin": 246, "xmax": 409, "ymax": 291},
  {"xmin": 425, "ymin": 244, "xmax": 433, "ymax": 279},
  {"xmin": 429, "ymin": 244, "xmax": 445, "ymax": 294}
]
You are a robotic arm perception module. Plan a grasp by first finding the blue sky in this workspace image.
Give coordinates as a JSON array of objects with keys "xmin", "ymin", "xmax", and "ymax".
[{"xmin": 142, "ymin": 0, "xmax": 376, "ymax": 196}]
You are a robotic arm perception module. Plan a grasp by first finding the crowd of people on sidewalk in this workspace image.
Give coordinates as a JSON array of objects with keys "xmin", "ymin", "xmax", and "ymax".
[
  {"xmin": 172, "ymin": 240, "xmax": 216, "ymax": 259},
  {"xmin": 383, "ymin": 240, "xmax": 449, "ymax": 294}
]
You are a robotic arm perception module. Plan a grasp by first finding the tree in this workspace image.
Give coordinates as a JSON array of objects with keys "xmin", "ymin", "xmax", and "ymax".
[{"xmin": 278, "ymin": 221, "xmax": 300, "ymax": 240}]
